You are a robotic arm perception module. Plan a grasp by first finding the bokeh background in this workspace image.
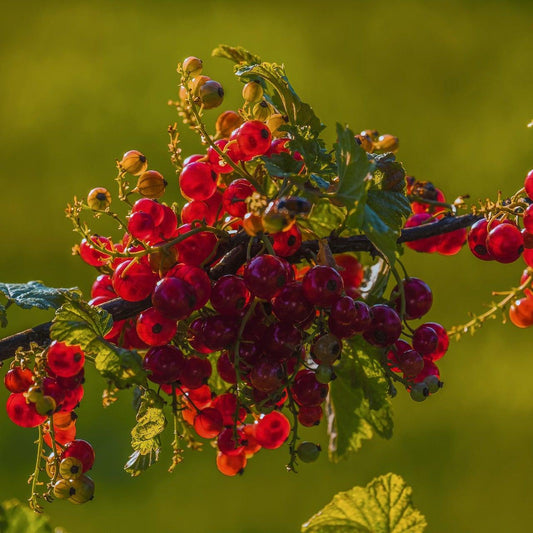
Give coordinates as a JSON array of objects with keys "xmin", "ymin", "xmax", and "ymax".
[{"xmin": 0, "ymin": 1, "xmax": 532, "ymax": 531}]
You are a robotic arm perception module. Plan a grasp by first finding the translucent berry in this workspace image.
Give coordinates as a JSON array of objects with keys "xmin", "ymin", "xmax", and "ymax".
[{"xmin": 254, "ymin": 411, "xmax": 290, "ymax": 449}]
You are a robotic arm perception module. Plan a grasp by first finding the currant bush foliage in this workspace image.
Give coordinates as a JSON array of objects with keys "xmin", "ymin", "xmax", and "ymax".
[{"xmin": 302, "ymin": 473, "xmax": 427, "ymax": 533}]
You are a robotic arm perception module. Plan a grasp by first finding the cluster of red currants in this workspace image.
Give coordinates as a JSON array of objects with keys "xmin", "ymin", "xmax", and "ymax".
[{"xmin": 4, "ymin": 342, "xmax": 95, "ymax": 503}]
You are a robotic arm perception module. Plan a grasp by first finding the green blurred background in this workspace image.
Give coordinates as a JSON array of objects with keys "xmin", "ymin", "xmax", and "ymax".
[{"xmin": 0, "ymin": 1, "xmax": 532, "ymax": 531}]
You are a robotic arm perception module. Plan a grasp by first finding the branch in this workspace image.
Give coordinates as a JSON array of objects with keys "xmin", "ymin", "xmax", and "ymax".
[{"xmin": 0, "ymin": 213, "xmax": 481, "ymax": 362}]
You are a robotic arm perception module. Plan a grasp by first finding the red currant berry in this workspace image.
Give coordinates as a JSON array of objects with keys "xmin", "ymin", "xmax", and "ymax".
[
  {"xmin": 363, "ymin": 305, "xmax": 402, "ymax": 347},
  {"xmin": 468, "ymin": 219, "xmax": 493, "ymax": 260},
  {"xmin": 211, "ymin": 275, "xmax": 251, "ymax": 317},
  {"xmin": 143, "ymin": 345, "xmax": 185, "ymax": 384},
  {"xmin": 181, "ymin": 200, "xmax": 215, "ymax": 226},
  {"xmin": 291, "ymin": 370, "xmax": 329, "ymax": 407},
  {"xmin": 414, "ymin": 358, "xmax": 440, "ymax": 383},
  {"xmin": 201, "ymin": 316, "xmax": 238, "ymax": 350},
  {"xmin": 423, "ymin": 322, "xmax": 449, "ymax": 361},
  {"xmin": 217, "ymin": 427, "xmax": 246, "ymax": 456},
  {"xmin": 91, "ymin": 274, "xmax": 116, "ymax": 299},
  {"xmin": 174, "ymin": 224, "xmax": 218, "ymax": 267},
  {"xmin": 179, "ymin": 161, "xmax": 217, "ymax": 201},
  {"xmin": 390, "ymin": 277, "xmax": 433, "ymax": 320},
  {"xmin": 217, "ymin": 353, "xmax": 237, "ymax": 384},
  {"xmin": 222, "ymin": 179, "xmax": 256, "ymax": 218},
  {"xmin": 79, "ymin": 236, "xmax": 113, "ymax": 267},
  {"xmin": 436, "ymin": 227, "xmax": 467, "ymax": 255},
  {"xmin": 330, "ymin": 297, "xmax": 372, "ymax": 331},
  {"xmin": 194, "ymin": 408, "xmax": 223, "ymax": 439},
  {"xmin": 151, "ymin": 277, "xmax": 196, "ymax": 320},
  {"xmin": 254, "ymin": 411, "xmax": 290, "ymax": 449},
  {"xmin": 211, "ymin": 393, "xmax": 247, "ymax": 427},
  {"xmin": 112, "ymin": 260, "xmax": 158, "ymax": 302},
  {"xmin": 297, "ymin": 405, "xmax": 323, "ymax": 427},
  {"xmin": 180, "ymin": 356, "xmax": 212, "ymax": 390},
  {"xmin": 236, "ymin": 120, "xmax": 272, "ymax": 158},
  {"xmin": 271, "ymin": 224, "xmax": 302, "ymax": 257},
  {"xmin": 216, "ymin": 450, "xmax": 247, "ymax": 476},
  {"xmin": 4, "ymin": 367, "xmax": 34, "ymax": 393},
  {"xmin": 244, "ymin": 254, "xmax": 289, "ymax": 300},
  {"xmin": 136, "ymin": 308, "xmax": 177, "ymax": 346},
  {"xmin": 6, "ymin": 393, "xmax": 46, "ymax": 428},
  {"xmin": 47, "ymin": 341, "xmax": 85, "ymax": 378},
  {"xmin": 509, "ymin": 297, "xmax": 533, "ymax": 328},
  {"xmin": 386, "ymin": 339, "xmax": 411, "ymax": 372},
  {"xmin": 486, "ymin": 222, "xmax": 524, "ymax": 263},
  {"xmin": 60, "ymin": 385, "xmax": 84, "ymax": 412},
  {"xmin": 272, "ymin": 282, "xmax": 313, "ymax": 323},
  {"xmin": 250, "ymin": 359, "xmax": 285, "ymax": 393},
  {"xmin": 263, "ymin": 322, "xmax": 302, "ymax": 360},
  {"xmin": 302, "ymin": 266, "xmax": 344, "ymax": 308},
  {"xmin": 412, "ymin": 325, "xmax": 438, "ymax": 355},
  {"xmin": 397, "ymin": 349, "xmax": 424, "ymax": 378}
]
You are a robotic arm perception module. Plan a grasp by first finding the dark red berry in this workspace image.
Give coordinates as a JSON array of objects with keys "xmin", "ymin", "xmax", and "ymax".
[
  {"xmin": 302, "ymin": 266, "xmax": 344, "ymax": 308},
  {"xmin": 486, "ymin": 222, "xmax": 524, "ymax": 263},
  {"xmin": 136, "ymin": 307, "xmax": 177, "ymax": 346},
  {"xmin": 412, "ymin": 325, "xmax": 438, "ymax": 356},
  {"xmin": 112, "ymin": 260, "xmax": 158, "ymax": 302},
  {"xmin": 151, "ymin": 277, "xmax": 196, "ymax": 320},
  {"xmin": 143, "ymin": 345, "xmax": 185, "ymax": 384},
  {"xmin": 211, "ymin": 275, "xmax": 250, "ymax": 316},
  {"xmin": 363, "ymin": 305, "xmax": 402, "ymax": 347},
  {"xmin": 390, "ymin": 277, "xmax": 432, "ymax": 320},
  {"xmin": 244, "ymin": 254, "xmax": 289, "ymax": 300}
]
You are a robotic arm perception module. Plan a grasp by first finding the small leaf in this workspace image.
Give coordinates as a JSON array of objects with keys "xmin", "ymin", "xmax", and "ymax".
[
  {"xmin": 0, "ymin": 499, "xmax": 66, "ymax": 533},
  {"xmin": 50, "ymin": 300, "xmax": 146, "ymax": 389},
  {"xmin": 0, "ymin": 282, "xmax": 82, "ymax": 328},
  {"xmin": 301, "ymin": 473, "xmax": 427, "ymax": 533},
  {"xmin": 300, "ymin": 199, "xmax": 346, "ymax": 239},
  {"xmin": 262, "ymin": 152, "xmax": 304, "ymax": 178},
  {"xmin": 125, "ymin": 388, "xmax": 166, "ymax": 476},
  {"xmin": 212, "ymin": 44, "xmax": 262, "ymax": 65},
  {"xmin": 335, "ymin": 124, "xmax": 373, "ymax": 211},
  {"xmin": 327, "ymin": 337, "xmax": 392, "ymax": 461}
]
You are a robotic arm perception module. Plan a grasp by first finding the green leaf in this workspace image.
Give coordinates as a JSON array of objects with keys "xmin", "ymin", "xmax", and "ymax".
[
  {"xmin": 335, "ymin": 124, "xmax": 373, "ymax": 212},
  {"xmin": 299, "ymin": 199, "xmax": 346, "ymax": 239},
  {"xmin": 212, "ymin": 44, "xmax": 262, "ymax": 65},
  {"xmin": 125, "ymin": 388, "xmax": 166, "ymax": 476},
  {"xmin": 235, "ymin": 62, "xmax": 322, "ymax": 133},
  {"xmin": 327, "ymin": 337, "xmax": 392, "ymax": 462},
  {"xmin": 0, "ymin": 499, "xmax": 67, "ymax": 533},
  {"xmin": 361, "ymin": 187, "xmax": 411, "ymax": 265},
  {"xmin": 301, "ymin": 473, "xmax": 427, "ymax": 533},
  {"xmin": 0, "ymin": 281, "xmax": 82, "ymax": 327},
  {"xmin": 50, "ymin": 300, "xmax": 146, "ymax": 389},
  {"xmin": 262, "ymin": 152, "xmax": 304, "ymax": 178}
]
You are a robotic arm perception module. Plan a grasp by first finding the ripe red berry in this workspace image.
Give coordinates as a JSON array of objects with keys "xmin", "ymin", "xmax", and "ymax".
[
  {"xmin": 79, "ymin": 236, "xmax": 113, "ymax": 267},
  {"xmin": 201, "ymin": 315, "xmax": 239, "ymax": 350},
  {"xmin": 236, "ymin": 120, "xmax": 272, "ymax": 158},
  {"xmin": 423, "ymin": 322, "xmax": 449, "ymax": 361},
  {"xmin": 211, "ymin": 393, "xmax": 246, "ymax": 427},
  {"xmin": 302, "ymin": 266, "xmax": 344, "ymax": 308},
  {"xmin": 91, "ymin": 274, "xmax": 116, "ymax": 299},
  {"xmin": 363, "ymin": 305, "xmax": 402, "ymax": 347},
  {"xmin": 136, "ymin": 307, "xmax": 177, "ymax": 346},
  {"xmin": 217, "ymin": 427, "xmax": 246, "ymax": 456},
  {"xmin": 60, "ymin": 385, "xmax": 84, "ymax": 412},
  {"xmin": 390, "ymin": 277, "xmax": 432, "ymax": 320},
  {"xmin": 179, "ymin": 161, "xmax": 217, "ymax": 201},
  {"xmin": 216, "ymin": 353, "xmax": 237, "ymax": 384},
  {"xmin": 179, "ymin": 356, "xmax": 212, "ymax": 390},
  {"xmin": 211, "ymin": 275, "xmax": 250, "ymax": 316},
  {"xmin": 250, "ymin": 359, "xmax": 285, "ymax": 393},
  {"xmin": 436, "ymin": 227, "xmax": 467, "ymax": 255},
  {"xmin": 4, "ymin": 367, "xmax": 34, "ymax": 393},
  {"xmin": 194, "ymin": 408, "xmax": 223, "ymax": 439},
  {"xmin": 143, "ymin": 345, "xmax": 185, "ymax": 384},
  {"xmin": 334, "ymin": 254, "xmax": 364, "ymax": 289},
  {"xmin": 297, "ymin": 405, "xmax": 323, "ymax": 427},
  {"xmin": 414, "ymin": 358, "xmax": 440, "ymax": 383},
  {"xmin": 151, "ymin": 277, "xmax": 196, "ymax": 320},
  {"xmin": 291, "ymin": 370, "xmax": 329, "ymax": 407},
  {"xmin": 244, "ymin": 254, "xmax": 289, "ymax": 300},
  {"xmin": 112, "ymin": 260, "xmax": 158, "ymax": 302},
  {"xmin": 509, "ymin": 297, "xmax": 533, "ymax": 328},
  {"xmin": 486, "ymin": 222, "xmax": 524, "ymax": 263},
  {"xmin": 412, "ymin": 325, "xmax": 438, "ymax": 356},
  {"xmin": 272, "ymin": 282, "xmax": 313, "ymax": 323},
  {"xmin": 174, "ymin": 224, "xmax": 218, "ymax": 267},
  {"xmin": 254, "ymin": 411, "xmax": 290, "ymax": 449},
  {"xmin": 207, "ymin": 140, "xmax": 233, "ymax": 174},
  {"xmin": 216, "ymin": 450, "xmax": 247, "ymax": 476},
  {"xmin": 181, "ymin": 200, "xmax": 215, "ymax": 226},
  {"xmin": 330, "ymin": 297, "xmax": 372, "ymax": 331},
  {"xmin": 468, "ymin": 219, "xmax": 493, "ymax": 260},
  {"xmin": 397, "ymin": 349, "xmax": 424, "ymax": 378},
  {"xmin": 271, "ymin": 224, "xmax": 302, "ymax": 257},
  {"xmin": 6, "ymin": 393, "xmax": 47, "ymax": 428},
  {"xmin": 47, "ymin": 341, "xmax": 85, "ymax": 378},
  {"xmin": 222, "ymin": 179, "xmax": 256, "ymax": 218}
]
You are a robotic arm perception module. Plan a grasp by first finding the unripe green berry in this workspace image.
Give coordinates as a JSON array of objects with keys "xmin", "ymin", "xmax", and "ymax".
[
  {"xmin": 68, "ymin": 475, "xmax": 95, "ymax": 504},
  {"xmin": 53, "ymin": 478, "xmax": 73, "ymax": 499},
  {"xmin": 253, "ymin": 100, "xmax": 271, "ymax": 121},
  {"xmin": 35, "ymin": 395, "xmax": 56, "ymax": 416},
  {"xmin": 410, "ymin": 382, "xmax": 429, "ymax": 402},
  {"xmin": 242, "ymin": 81, "xmax": 263, "ymax": 103},
  {"xmin": 120, "ymin": 150, "xmax": 148, "ymax": 176},
  {"xmin": 87, "ymin": 187, "xmax": 111, "ymax": 211},
  {"xmin": 315, "ymin": 365, "xmax": 335, "ymax": 384},
  {"xmin": 296, "ymin": 442, "xmax": 321, "ymax": 463},
  {"xmin": 26, "ymin": 386, "xmax": 43, "ymax": 404},
  {"xmin": 424, "ymin": 375, "xmax": 443, "ymax": 394},
  {"xmin": 59, "ymin": 456, "xmax": 83, "ymax": 480},
  {"xmin": 183, "ymin": 56, "xmax": 203, "ymax": 77},
  {"xmin": 199, "ymin": 80, "xmax": 224, "ymax": 110}
]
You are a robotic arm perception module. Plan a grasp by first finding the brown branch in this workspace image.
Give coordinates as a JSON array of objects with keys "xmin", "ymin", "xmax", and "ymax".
[{"xmin": 0, "ymin": 213, "xmax": 481, "ymax": 362}]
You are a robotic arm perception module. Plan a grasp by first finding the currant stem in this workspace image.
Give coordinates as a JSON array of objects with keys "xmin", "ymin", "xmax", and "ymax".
[{"xmin": 28, "ymin": 425, "xmax": 45, "ymax": 513}]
